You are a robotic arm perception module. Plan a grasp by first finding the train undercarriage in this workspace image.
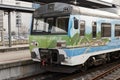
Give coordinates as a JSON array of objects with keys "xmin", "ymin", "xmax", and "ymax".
[
  {"xmin": 31, "ymin": 48, "xmax": 120, "ymax": 73},
  {"xmin": 80, "ymin": 51, "xmax": 120, "ymax": 72}
]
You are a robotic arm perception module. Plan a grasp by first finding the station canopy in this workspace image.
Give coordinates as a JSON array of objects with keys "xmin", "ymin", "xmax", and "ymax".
[{"xmin": 17, "ymin": 0, "xmax": 115, "ymax": 8}]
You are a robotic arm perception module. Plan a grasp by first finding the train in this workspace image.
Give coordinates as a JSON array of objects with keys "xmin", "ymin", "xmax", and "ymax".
[{"xmin": 29, "ymin": 2, "xmax": 120, "ymax": 73}]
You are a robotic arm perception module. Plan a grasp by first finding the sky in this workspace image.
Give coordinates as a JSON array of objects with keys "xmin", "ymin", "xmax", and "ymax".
[{"xmin": 101, "ymin": 0, "xmax": 113, "ymax": 3}]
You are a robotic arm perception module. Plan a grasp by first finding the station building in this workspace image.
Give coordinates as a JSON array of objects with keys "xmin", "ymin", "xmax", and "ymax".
[{"xmin": 0, "ymin": 0, "xmax": 32, "ymax": 41}]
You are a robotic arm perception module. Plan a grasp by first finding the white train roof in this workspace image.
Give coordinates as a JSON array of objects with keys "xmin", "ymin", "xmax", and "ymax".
[
  {"xmin": 34, "ymin": 2, "xmax": 120, "ymax": 19},
  {"xmin": 71, "ymin": 5, "xmax": 120, "ymax": 19}
]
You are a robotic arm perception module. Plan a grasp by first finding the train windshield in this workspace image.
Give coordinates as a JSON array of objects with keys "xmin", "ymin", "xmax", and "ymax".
[{"xmin": 32, "ymin": 17, "xmax": 69, "ymax": 34}]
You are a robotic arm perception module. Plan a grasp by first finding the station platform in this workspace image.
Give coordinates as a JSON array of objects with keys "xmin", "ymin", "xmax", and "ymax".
[
  {"xmin": 0, "ymin": 44, "xmax": 29, "ymax": 52},
  {"xmin": 0, "ymin": 49, "xmax": 31, "ymax": 64},
  {"xmin": 0, "ymin": 47, "xmax": 44, "ymax": 80},
  {"xmin": 0, "ymin": 44, "xmax": 31, "ymax": 64}
]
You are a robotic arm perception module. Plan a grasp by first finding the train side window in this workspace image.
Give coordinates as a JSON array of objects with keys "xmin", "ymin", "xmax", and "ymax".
[
  {"xmin": 74, "ymin": 17, "xmax": 78, "ymax": 29},
  {"xmin": 80, "ymin": 21, "xmax": 85, "ymax": 36},
  {"xmin": 92, "ymin": 22, "xmax": 97, "ymax": 38},
  {"xmin": 115, "ymin": 24, "xmax": 120, "ymax": 37},
  {"xmin": 101, "ymin": 23, "xmax": 111, "ymax": 37}
]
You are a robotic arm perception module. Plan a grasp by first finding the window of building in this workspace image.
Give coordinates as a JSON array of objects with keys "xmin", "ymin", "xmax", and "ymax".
[
  {"xmin": 92, "ymin": 22, "xmax": 97, "ymax": 38},
  {"xmin": 16, "ymin": 19, "xmax": 21, "ymax": 24},
  {"xmin": 115, "ymin": 24, "xmax": 120, "ymax": 37},
  {"xmin": 101, "ymin": 23, "xmax": 111, "ymax": 37},
  {"xmin": 80, "ymin": 21, "xmax": 85, "ymax": 36}
]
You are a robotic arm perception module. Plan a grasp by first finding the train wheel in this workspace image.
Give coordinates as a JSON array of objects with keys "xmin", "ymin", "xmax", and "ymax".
[
  {"xmin": 80, "ymin": 63, "xmax": 88, "ymax": 72},
  {"xmin": 110, "ymin": 52, "xmax": 120, "ymax": 60}
]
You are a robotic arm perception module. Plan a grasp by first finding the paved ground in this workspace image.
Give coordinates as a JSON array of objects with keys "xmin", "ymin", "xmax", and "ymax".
[{"xmin": 0, "ymin": 50, "xmax": 31, "ymax": 64}]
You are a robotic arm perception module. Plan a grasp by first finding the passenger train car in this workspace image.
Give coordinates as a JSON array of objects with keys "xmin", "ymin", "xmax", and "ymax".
[{"xmin": 29, "ymin": 2, "xmax": 120, "ymax": 73}]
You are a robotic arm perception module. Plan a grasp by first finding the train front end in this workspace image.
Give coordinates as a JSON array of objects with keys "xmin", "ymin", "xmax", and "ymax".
[{"xmin": 29, "ymin": 3, "xmax": 78, "ymax": 72}]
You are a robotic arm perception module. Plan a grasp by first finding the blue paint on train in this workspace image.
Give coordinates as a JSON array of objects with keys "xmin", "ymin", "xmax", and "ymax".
[
  {"xmin": 64, "ymin": 39, "xmax": 120, "ymax": 57},
  {"xmin": 64, "ymin": 48, "xmax": 86, "ymax": 57}
]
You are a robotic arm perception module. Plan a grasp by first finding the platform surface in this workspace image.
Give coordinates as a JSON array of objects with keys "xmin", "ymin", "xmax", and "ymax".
[{"xmin": 0, "ymin": 45, "xmax": 31, "ymax": 64}]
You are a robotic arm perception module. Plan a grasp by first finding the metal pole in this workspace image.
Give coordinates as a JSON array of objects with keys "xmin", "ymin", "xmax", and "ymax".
[{"xmin": 8, "ymin": 11, "xmax": 11, "ymax": 47}]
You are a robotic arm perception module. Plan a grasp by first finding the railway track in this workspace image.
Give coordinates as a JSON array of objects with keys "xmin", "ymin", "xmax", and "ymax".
[
  {"xmin": 19, "ymin": 72, "xmax": 68, "ymax": 80},
  {"xmin": 19, "ymin": 60, "xmax": 120, "ymax": 80},
  {"xmin": 61, "ymin": 60, "xmax": 120, "ymax": 80},
  {"xmin": 91, "ymin": 63, "xmax": 120, "ymax": 80}
]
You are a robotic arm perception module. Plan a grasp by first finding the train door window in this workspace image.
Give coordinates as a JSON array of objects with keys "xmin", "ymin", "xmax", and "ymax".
[
  {"xmin": 80, "ymin": 21, "xmax": 85, "ymax": 36},
  {"xmin": 56, "ymin": 17, "xmax": 69, "ymax": 33},
  {"xmin": 101, "ymin": 23, "xmax": 111, "ymax": 37},
  {"xmin": 74, "ymin": 17, "xmax": 78, "ymax": 29},
  {"xmin": 115, "ymin": 24, "xmax": 120, "ymax": 37},
  {"xmin": 92, "ymin": 22, "xmax": 97, "ymax": 38}
]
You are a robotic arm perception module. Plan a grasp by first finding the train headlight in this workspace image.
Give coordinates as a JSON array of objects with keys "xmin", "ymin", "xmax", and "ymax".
[
  {"xmin": 31, "ymin": 40, "xmax": 39, "ymax": 46},
  {"xmin": 56, "ymin": 40, "xmax": 66, "ymax": 48}
]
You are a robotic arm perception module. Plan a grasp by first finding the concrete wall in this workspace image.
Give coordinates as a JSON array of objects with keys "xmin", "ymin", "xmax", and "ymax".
[{"xmin": 0, "ymin": 60, "xmax": 45, "ymax": 79}]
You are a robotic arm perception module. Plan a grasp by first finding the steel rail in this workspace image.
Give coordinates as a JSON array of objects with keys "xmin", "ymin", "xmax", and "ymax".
[
  {"xmin": 60, "ymin": 60, "xmax": 120, "ymax": 80},
  {"xmin": 91, "ymin": 63, "xmax": 120, "ymax": 80}
]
